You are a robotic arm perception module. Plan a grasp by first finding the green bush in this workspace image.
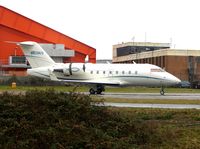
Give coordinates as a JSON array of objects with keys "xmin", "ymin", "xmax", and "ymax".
[{"xmin": 0, "ymin": 90, "xmax": 200, "ymax": 149}]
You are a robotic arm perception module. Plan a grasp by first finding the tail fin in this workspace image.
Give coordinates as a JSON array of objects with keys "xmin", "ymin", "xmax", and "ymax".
[{"xmin": 18, "ymin": 41, "xmax": 55, "ymax": 68}]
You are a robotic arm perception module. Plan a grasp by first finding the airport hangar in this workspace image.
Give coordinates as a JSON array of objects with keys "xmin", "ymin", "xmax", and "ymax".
[
  {"xmin": 0, "ymin": 6, "xmax": 96, "ymax": 76},
  {"xmin": 113, "ymin": 42, "xmax": 200, "ymax": 88}
]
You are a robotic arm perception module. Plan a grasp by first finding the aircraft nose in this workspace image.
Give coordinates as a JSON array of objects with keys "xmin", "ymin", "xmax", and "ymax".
[
  {"xmin": 175, "ymin": 77, "xmax": 181, "ymax": 84},
  {"xmin": 171, "ymin": 75, "xmax": 181, "ymax": 85},
  {"xmin": 165, "ymin": 73, "xmax": 181, "ymax": 85}
]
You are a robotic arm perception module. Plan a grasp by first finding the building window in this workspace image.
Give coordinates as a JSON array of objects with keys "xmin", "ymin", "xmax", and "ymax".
[
  {"xmin": 128, "ymin": 71, "xmax": 131, "ymax": 74},
  {"xmin": 96, "ymin": 71, "xmax": 99, "ymax": 74},
  {"xmin": 122, "ymin": 71, "xmax": 125, "ymax": 74},
  {"xmin": 10, "ymin": 56, "xmax": 26, "ymax": 64},
  {"xmin": 116, "ymin": 71, "xmax": 118, "ymax": 74},
  {"xmin": 91, "ymin": 71, "xmax": 93, "ymax": 74}
]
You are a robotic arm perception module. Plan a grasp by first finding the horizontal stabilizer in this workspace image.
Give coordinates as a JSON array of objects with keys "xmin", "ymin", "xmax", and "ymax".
[{"xmin": 4, "ymin": 41, "xmax": 34, "ymax": 46}]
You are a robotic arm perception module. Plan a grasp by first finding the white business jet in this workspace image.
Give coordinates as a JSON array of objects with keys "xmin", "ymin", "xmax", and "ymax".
[{"xmin": 17, "ymin": 41, "xmax": 181, "ymax": 95}]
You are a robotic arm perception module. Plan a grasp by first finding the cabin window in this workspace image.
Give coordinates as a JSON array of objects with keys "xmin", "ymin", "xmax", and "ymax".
[
  {"xmin": 135, "ymin": 71, "xmax": 138, "ymax": 75},
  {"xmin": 122, "ymin": 71, "xmax": 125, "ymax": 74},
  {"xmin": 91, "ymin": 71, "xmax": 93, "ymax": 74},
  {"xmin": 116, "ymin": 71, "xmax": 118, "ymax": 74},
  {"xmin": 96, "ymin": 70, "xmax": 99, "ymax": 74},
  {"xmin": 103, "ymin": 71, "xmax": 105, "ymax": 74},
  {"xmin": 128, "ymin": 71, "xmax": 131, "ymax": 74},
  {"xmin": 109, "ymin": 71, "xmax": 112, "ymax": 74}
]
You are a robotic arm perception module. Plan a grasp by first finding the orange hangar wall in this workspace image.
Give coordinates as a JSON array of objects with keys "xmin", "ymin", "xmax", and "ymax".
[{"xmin": 0, "ymin": 6, "xmax": 96, "ymax": 75}]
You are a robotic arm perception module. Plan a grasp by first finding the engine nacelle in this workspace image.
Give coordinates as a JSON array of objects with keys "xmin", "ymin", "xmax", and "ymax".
[
  {"xmin": 62, "ymin": 63, "xmax": 86, "ymax": 76},
  {"xmin": 63, "ymin": 63, "xmax": 72, "ymax": 76}
]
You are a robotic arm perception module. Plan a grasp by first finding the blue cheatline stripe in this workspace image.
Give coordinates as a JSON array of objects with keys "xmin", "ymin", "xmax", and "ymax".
[
  {"xmin": 111, "ymin": 75, "xmax": 166, "ymax": 81},
  {"xmin": 57, "ymin": 75, "xmax": 165, "ymax": 81},
  {"xmin": 57, "ymin": 77, "xmax": 88, "ymax": 80}
]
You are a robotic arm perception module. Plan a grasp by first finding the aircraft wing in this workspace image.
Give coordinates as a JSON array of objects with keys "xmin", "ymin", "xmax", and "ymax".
[
  {"xmin": 58, "ymin": 78, "xmax": 122, "ymax": 86},
  {"xmin": 48, "ymin": 69, "xmax": 123, "ymax": 86}
]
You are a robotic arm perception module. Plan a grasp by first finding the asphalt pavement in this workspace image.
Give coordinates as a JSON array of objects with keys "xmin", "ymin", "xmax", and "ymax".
[
  {"xmin": 97, "ymin": 92, "xmax": 200, "ymax": 100},
  {"xmin": 95, "ymin": 92, "xmax": 200, "ymax": 109},
  {"xmin": 102, "ymin": 102, "xmax": 200, "ymax": 109}
]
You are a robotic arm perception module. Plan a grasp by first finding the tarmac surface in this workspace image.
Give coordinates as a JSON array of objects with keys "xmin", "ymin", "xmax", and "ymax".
[
  {"xmin": 102, "ymin": 102, "xmax": 200, "ymax": 109},
  {"xmin": 1, "ymin": 91, "xmax": 200, "ymax": 100},
  {"xmin": 1, "ymin": 91, "xmax": 200, "ymax": 109},
  {"xmin": 96, "ymin": 93, "xmax": 200, "ymax": 100},
  {"xmin": 94, "ymin": 92, "xmax": 200, "ymax": 109}
]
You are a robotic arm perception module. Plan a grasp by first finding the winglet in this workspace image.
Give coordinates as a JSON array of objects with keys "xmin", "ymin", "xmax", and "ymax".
[{"xmin": 132, "ymin": 61, "xmax": 136, "ymax": 64}]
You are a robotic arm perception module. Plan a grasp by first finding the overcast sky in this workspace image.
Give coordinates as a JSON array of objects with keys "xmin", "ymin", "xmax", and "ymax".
[{"xmin": 1, "ymin": 0, "xmax": 200, "ymax": 59}]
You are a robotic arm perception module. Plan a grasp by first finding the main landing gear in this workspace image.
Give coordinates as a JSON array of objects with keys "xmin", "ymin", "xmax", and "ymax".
[
  {"xmin": 160, "ymin": 86, "xmax": 165, "ymax": 95},
  {"xmin": 89, "ymin": 84, "xmax": 105, "ymax": 95}
]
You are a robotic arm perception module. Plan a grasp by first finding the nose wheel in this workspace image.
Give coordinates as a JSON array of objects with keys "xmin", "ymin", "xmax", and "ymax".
[{"xmin": 160, "ymin": 87, "xmax": 165, "ymax": 95}]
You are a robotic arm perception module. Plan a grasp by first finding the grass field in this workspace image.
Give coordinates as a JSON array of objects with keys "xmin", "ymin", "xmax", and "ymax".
[{"xmin": 110, "ymin": 107, "xmax": 200, "ymax": 148}]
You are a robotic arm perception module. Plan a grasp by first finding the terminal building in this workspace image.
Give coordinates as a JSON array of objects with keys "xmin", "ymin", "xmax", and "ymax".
[
  {"xmin": 113, "ymin": 42, "xmax": 200, "ymax": 88},
  {"xmin": 0, "ymin": 6, "xmax": 96, "ymax": 76}
]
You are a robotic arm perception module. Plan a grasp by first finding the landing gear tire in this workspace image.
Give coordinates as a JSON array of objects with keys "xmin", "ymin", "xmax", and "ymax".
[
  {"xmin": 160, "ymin": 90, "xmax": 165, "ymax": 95},
  {"xmin": 89, "ymin": 85, "xmax": 105, "ymax": 95},
  {"xmin": 89, "ymin": 88, "xmax": 95, "ymax": 95},
  {"xmin": 160, "ymin": 87, "xmax": 165, "ymax": 95},
  {"xmin": 96, "ymin": 89, "xmax": 102, "ymax": 94}
]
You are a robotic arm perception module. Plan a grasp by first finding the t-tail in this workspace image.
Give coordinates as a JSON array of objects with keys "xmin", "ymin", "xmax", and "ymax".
[{"xmin": 18, "ymin": 41, "xmax": 55, "ymax": 68}]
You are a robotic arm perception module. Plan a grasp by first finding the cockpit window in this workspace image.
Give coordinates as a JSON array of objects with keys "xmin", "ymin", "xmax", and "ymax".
[{"xmin": 150, "ymin": 68, "xmax": 165, "ymax": 72}]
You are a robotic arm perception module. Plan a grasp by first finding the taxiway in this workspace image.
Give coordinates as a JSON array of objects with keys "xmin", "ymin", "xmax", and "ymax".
[
  {"xmin": 95, "ymin": 92, "xmax": 200, "ymax": 109},
  {"xmin": 96, "ymin": 93, "xmax": 200, "ymax": 100},
  {"xmin": 102, "ymin": 102, "xmax": 200, "ymax": 109}
]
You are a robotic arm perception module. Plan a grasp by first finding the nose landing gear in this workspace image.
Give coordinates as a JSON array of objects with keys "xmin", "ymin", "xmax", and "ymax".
[{"xmin": 160, "ymin": 86, "xmax": 165, "ymax": 95}]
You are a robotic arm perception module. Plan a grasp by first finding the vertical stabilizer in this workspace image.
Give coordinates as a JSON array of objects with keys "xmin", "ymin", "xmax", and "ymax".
[{"xmin": 18, "ymin": 41, "xmax": 55, "ymax": 68}]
